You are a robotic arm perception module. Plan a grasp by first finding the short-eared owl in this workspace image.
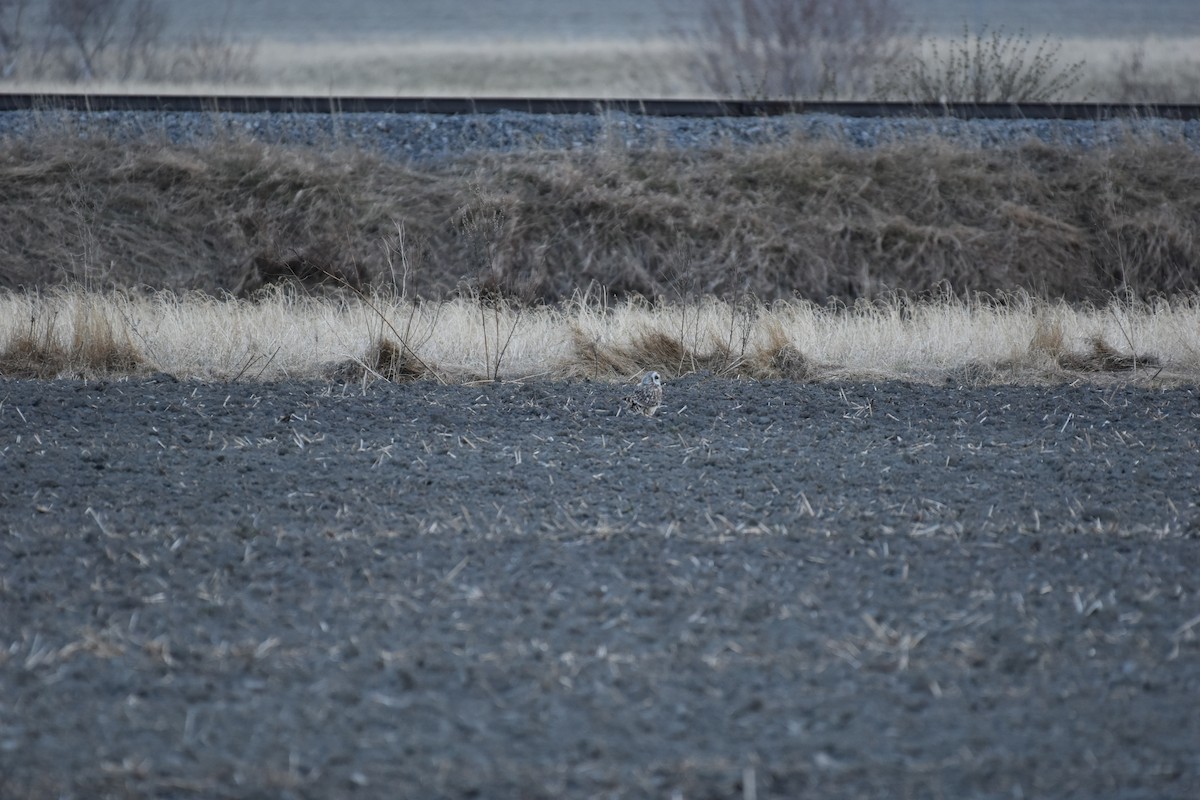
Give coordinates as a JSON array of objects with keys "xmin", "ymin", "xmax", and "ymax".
[{"xmin": 624, "ymin": 371, "xmax": 663, "ymax": 416}]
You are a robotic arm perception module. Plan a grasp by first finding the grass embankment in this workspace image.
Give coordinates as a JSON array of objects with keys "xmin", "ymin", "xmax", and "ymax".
[
  {"xmin": 0, "ymin": 127, "xmax": 1197, "ymax": 385},
  {"xmin": 2, "ymin": 128, "xmax": 1198, "ymax": 303}
]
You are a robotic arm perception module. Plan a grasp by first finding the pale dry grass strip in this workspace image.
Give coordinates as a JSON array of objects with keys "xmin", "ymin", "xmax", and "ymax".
[{"xmin": 1, "ymin": 289, "xmax": 1197, "ymax": 385}]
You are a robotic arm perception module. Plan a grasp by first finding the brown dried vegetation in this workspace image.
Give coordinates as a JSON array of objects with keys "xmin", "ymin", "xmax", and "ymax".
[
  {"xmin": 569, "ymin": 316, "xmax": 811, "ymax": 383},
  {"xmin": 0, "ymin": 295, "xmax": 144, "ymax": 377},
  {"xmin": 2, "ymin": 131, "xmax": 1199, "ymax": 306},
  {"xmin": 323, "ymin": 336, "xmax": 428, "ymax": 385},
  {"xmin": 1029, "ymin": 316, "xmax": 1160, "ymax": 374}
]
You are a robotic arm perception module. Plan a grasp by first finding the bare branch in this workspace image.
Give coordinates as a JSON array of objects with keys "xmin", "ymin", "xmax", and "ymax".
[{"xmin": 674, "ymin": 0, "xmax": 911, "ymax": 100}]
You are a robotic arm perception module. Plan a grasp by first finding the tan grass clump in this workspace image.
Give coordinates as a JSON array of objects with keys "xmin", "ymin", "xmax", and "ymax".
[
  {"xmin": 1027, "ymin": 314, "xmax": 1161, "ymax": 374},
  {"xmin": 323, "ymin": 337, "xmax": 429, "ymax": 385},
  {"xmin": 0, "ymin": 293, "xmax": 145, "ymax": 378},
  {"xmin": 752, "ymin": 322, "xmax": 812, "ymax": 380},
  {"xmin": 566, "ymin": 297, "xmax": 767, "ymax": 380},
  {"xmin": 1061, "ymin": 335, "xmax": 1160, "ymax": 373}
]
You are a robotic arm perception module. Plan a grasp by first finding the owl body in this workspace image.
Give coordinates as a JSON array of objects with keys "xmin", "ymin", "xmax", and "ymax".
[{"xmin": 624, "ymin": 371, "xmax": 663, "ymax": 416}]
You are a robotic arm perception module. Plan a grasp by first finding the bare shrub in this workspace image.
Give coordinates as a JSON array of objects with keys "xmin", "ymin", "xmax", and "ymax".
[
  {"xmin": 115, "ymin": 0, "xmax": 165, "ymax": 80},
  {"xmin": 674, "ymin": 0, "xmax": 910, "ymax": 99},
  {"xmin": 1102, "ymin": 42, "xmax": 1200, "ymax": 103},
  {"xmin": 456, "ymin": 197, "xmax": 516, "ymax": 302},
  {"xmin": 888, "ymin": 24, "xmax": 1085, "ymax": 103},
  {"xmin": 0, "ymin": 0, "xmax": 254, "ymax": 84},
  {"xmin": 46, "ymin": 0, "xmax": 133, "ymax": 80},
  {"xmin": 0, "ymin": 0, "xmax": 31, "ymax": 78},
  {"xmin": 166, "ymin": 3, "xmax": 255, "ymax": 84}
]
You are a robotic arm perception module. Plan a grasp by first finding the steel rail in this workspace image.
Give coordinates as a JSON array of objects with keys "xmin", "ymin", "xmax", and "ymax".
[{"xmin": 2, "ymin": 93, "xmax": 1200, "ymax": 119}]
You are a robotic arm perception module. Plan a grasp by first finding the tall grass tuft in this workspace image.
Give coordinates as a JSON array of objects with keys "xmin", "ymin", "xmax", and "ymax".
[{"xmin": 0, "ymin": 291, "xmax": 145, "ymax": 378}]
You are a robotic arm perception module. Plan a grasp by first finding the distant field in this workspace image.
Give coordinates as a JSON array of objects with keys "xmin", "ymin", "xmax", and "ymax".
[
  {"xmin": 160, "ymin": 0, "xmax": 1200, "ymax": 43},
  {"xmin": 8, "ymin": 34, "xmax": 1200, "ymax": 101},
  {"xmin": 6, "ymin": 1, "xmax": 1200, "ymax": 99},
  {"xmin": 246, "ymin": 37, "xmax": 697, "ymax": 99},
  {"xmin": 239, "ymin": 33, "xmax": 1200, "ymax": 100}
]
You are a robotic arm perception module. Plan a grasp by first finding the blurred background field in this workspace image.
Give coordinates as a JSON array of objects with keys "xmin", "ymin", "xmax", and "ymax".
[
  {"xmin": 2, "ymin": 0, "xmax": 1200, "ymax": 100},
  {"xmin": 160, "ymin": 0, "xmax": 1200, "ymax": 41}
]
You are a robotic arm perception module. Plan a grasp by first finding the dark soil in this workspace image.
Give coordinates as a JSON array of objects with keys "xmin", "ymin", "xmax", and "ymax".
[{"xmin": 2, "ymin": 376, "xmax": 1198, "ymax": 799}]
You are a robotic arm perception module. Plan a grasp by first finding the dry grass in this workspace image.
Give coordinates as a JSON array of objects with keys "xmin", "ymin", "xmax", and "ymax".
[
  {"xmin": 3, "ymin": 112, "xmax": 1198, "ymax": 387},
  {"xmin": 1, "ymin": 288, "xmax": 1196, "ymax": 386},
  {"xmin": 2, "ymin": 129, "xmax": 1199, "ymax": 306},
  {"xmin": 0, "ymin": 293, "xmax": 145, "ymax": 378}
]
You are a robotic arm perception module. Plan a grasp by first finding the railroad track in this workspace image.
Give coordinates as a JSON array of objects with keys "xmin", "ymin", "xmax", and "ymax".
[{"xmin": 3, "ymin": 93, "xmax": 1200, "ymax": 119}]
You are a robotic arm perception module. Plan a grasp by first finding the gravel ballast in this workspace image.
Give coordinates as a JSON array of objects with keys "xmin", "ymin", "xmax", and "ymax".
[
  {"xmin": 2, "ymin": 376, "xmax": 1198, "ymax": 798},
  {"xmin": 3, "ymin": 108, "xmax": 1199, "ymax": 162}
]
